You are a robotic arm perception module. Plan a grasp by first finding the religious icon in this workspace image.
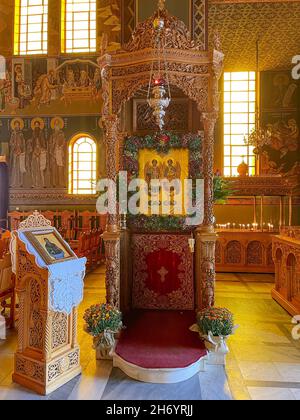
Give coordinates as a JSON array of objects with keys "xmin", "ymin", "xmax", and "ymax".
[{"xmin": 24, "ymin": 228, "xmax": 76, "ymax": 265}]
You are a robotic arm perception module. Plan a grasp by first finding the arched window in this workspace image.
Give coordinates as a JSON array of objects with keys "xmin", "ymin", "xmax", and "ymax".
[
  {"xmin": 61, "ymin": 0, "xmax": 96, "ymax": 53},
  {"xmin": 69, "ymin": 135, "xmax": 97, "ymax": 195},
  {"xmin": 14, "ymin": 0, "xmax": 48, "ymax": 55}
]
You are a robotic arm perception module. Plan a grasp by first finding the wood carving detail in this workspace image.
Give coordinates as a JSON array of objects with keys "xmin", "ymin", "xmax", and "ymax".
[
  {"xmin": 100, "ymin": 6, "xmax": 223, "ymax": 312},
  {"xmin": 225, "ymin": 241, "xmax": 242, "ymax": 264},
  {"xmin": 13, "ymin": 238, "xmax": 81, "ymax": 395},
  {"xmin": 124, "ymin": 9, "xmax": 199, "ymax": 52},
  {"xmin": 104, "ymin": 238, "xmax": 121, "ymax": 309},
  {"xmin": 272, "ymin": 234, "xmax": 300, "ymax": 316},
  {"xmin": 52, "ymin": 312, "xmax": 68, "ymax": 350},
  {"xmin": 16, "ymin": 356, "xmax": 45, "ymax": 383},
  {"xmin": 247, "ymin": 241, "xmax": 263, "ymax": 265}
]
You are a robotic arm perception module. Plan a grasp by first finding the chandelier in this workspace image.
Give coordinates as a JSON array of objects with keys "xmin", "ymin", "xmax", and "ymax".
[
  {"xmin": 147, "ymin": 0, "xmax": 171, "ymax": 131},
  {"xmin": 245, "ymin": 40, "xmax": 272, "ymax": 154}
]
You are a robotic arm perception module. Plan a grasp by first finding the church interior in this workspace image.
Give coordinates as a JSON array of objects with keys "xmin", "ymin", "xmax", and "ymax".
[{"xmin": 0, "ymin": 0, "xmax": 300, "ymax": 402}]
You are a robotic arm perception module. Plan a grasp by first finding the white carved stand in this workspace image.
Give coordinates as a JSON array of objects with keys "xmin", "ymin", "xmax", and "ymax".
[{"xmin": 11, "ymin": 211, "xmax": 86, "ymax": 395}]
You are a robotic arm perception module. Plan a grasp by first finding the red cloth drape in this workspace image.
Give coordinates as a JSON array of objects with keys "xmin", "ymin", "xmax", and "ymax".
[
  {"xmin": 132, "ymin": 234, "xmax": 194, "ymax": 310},
  {"xmin": 145, "ymin": 249, "xmax": 181, "ymax": 296}
]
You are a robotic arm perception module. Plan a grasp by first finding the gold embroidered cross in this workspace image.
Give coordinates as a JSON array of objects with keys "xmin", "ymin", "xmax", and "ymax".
[{"xmin": 157, "ymin": 266, "xmax": 168, "ymax": 283}]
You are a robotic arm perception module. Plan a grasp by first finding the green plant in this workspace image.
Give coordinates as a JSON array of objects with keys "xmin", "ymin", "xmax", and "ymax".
[
  {"xmin": 83, "ymin": 303, "xmax": 123, "ymax": 337},
  {"xmin": 213, "ymin": 177, "xmax": 232, "ymax": 203},
  {"xmin": 197, "ymin": 307, "xmax": 234, "ymax": 337}
]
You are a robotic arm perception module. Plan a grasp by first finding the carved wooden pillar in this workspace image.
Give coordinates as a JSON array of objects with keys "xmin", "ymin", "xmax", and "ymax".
[
  {"xmin": 195, "ymin": 112, "xmax": 218, "ymax": 310},
  {"xmin": 16, "ymin": 291, "xmax": 26, "ymax": 353},
  {"xmin": 202, "ymin": 112, "xmax": 218, "ymax": 230},
  {"xmin": 102, "ymin": 115, "xmax": 120, "ymax": 233},
  {"xmin": 102, "ymin": 114, "xmax": 121, "ymax": 309},
  {"xmin": 71, "ymin": 308, "xmax": 78, "ymax": 348},
  {"xmin": 104, "ymin": 237, "xmax": 121, "ymax": 308},
  {"xmin": 44, "ymin": 311, "xmax": 53, "ymax": 362},
  {"xmin": 275, "ymin": 260, "xmax": 281, "ymax": 292}
]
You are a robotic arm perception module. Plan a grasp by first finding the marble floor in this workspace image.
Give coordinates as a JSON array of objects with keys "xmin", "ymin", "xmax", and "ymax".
[
  {"xmin": 216, "ymin": 273, "xmax": 300, "ymax": 400},
  {"xmin": 0, "ymin": 269, "xmax": 299, "ymax": 400}
]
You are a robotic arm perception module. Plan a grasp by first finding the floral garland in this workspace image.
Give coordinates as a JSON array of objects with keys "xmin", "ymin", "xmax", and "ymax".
[
  {"xmin": 123, "ymin": 131, "xmax": 203, "ymax": 180},
  {"xmin": 123, "ymin": 132, "xmax": 203, "ymax": 232},
  {"xmin": 127, "ymin": 214, "xmax": 193, "ymax": 233}
]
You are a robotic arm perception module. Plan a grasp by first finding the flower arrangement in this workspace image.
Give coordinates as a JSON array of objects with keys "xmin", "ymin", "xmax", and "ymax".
[
  {"xmin": 197, "ymin": 307, "xmax": 234, "ymax": 338},
  {"xmin": 83, "ymin": 303, "xmax": 123, "ymax": 338}
]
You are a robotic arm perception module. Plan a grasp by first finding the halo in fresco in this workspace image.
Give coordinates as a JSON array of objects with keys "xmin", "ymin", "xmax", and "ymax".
[
  {"xmin": 10, "ymin": 117, "xmax": 24, "ymax": 130},
  {"xmin": 31, "ymin": 117, "xmax": 45, "ymax": 130},
  {"xmin": 50, "ymin": 116, "xmax": 65, "ymax": 130}
]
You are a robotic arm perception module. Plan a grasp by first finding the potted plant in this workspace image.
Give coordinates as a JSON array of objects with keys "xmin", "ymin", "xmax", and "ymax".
[
  {"xmin": 190, "ymin": 307, "xmax": 237, "ymax": 365},
  {"xmin": 83, "ymin": 303, "xmax": 123, "ymax": 360}
]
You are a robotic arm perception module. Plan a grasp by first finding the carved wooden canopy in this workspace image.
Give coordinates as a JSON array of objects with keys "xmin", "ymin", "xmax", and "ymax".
[{"xmin": 99, "ymin": 8, "xmax": 224, "ymax": 117}]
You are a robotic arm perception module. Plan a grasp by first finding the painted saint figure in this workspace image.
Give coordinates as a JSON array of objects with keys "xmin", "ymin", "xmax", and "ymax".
[
  {"xmin": 9, "ymin": 119, "xmax": 26, "ymax": 187},
  {"xmin": 44, "ymin": 238, "xmax": 65, "ymax": 260},
  {"xmin": 49, "ymin": 117, "xmax": 66, "ymax": 188},
  {"xmin": 144, "ymin": 159, "xmax": 161, "ymax": 185},
  {"xmin": 163, "ymin": 159, "xmax": 181, "ymax": 181},
  {"xmin": 29, "ymin": 119, "xmax": 47, "ymax": 188}
]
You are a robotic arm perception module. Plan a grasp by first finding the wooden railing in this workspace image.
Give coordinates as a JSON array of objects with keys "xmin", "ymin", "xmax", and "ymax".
[
  {"xmin": 8, "ymin": 211, "xmax": 107, "ymax": 240},
  {"xmin": 272, "ymin": 231, "xmax": 300, "ymax": 316},
  {"xmin": 216, "ymin": 230, "xmax": 275, "ymax": 274}
]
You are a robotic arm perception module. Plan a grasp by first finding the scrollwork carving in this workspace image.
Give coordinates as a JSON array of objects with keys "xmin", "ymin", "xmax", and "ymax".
[
  {"xmin": 18, "ymin": 210, "xmax": 52, "ymax": 231},
  {"xmin": 124, "ymin": 9, "xmax": 200, "ymax": 53},
  {"xmin": 225, "ymin": 241, "xmax": 242, "ymax": 264},
  {"xmin": 247, "ymin": 241, "xmax": 263, "ymax": 265},
  {"xmin": 52, "ymin": 312, "xmax": 68, "ymax": 350}
]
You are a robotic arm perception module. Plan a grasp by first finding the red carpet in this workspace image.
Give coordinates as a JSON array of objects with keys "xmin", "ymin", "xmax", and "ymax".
[{"xmin": 115, "ymin": 310, "xmax": 207, "ymax": 369}]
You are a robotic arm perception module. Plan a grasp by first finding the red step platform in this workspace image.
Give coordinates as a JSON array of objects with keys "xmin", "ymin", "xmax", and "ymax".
[{"xmin": 115, "ymin": 310, "xmax": 207, "ymax": 379}]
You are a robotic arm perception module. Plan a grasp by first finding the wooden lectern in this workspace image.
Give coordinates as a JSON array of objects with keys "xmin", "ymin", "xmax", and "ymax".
[{"xmin": 11, "ymin": 212, "xmax": 86, "ymax": 395}]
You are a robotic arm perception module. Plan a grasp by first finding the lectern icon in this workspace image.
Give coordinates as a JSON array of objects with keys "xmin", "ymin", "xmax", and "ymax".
[{"xmin": 10, "ymin": 211, "xmax": 86, "ymax": 395}]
